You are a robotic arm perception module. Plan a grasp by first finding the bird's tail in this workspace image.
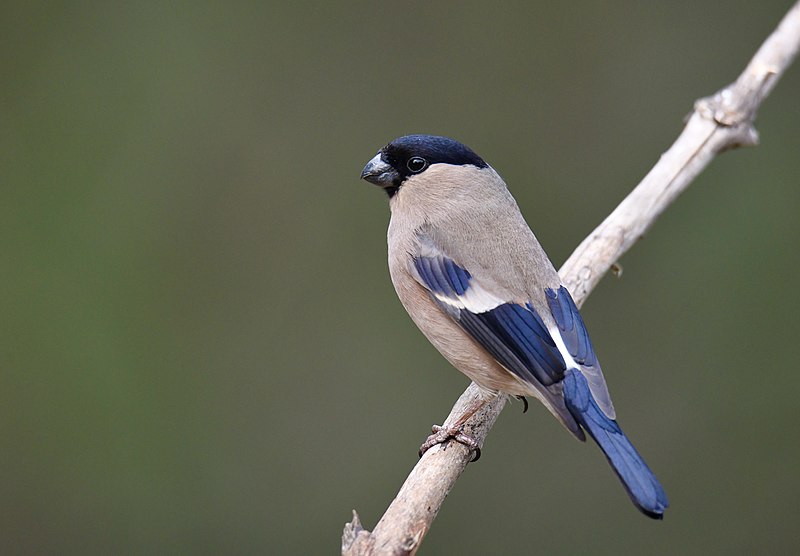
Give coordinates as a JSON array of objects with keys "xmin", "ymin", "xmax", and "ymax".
[{"xmin": 562, "ymin": 369, "xmax": 669, "ymax": 519}]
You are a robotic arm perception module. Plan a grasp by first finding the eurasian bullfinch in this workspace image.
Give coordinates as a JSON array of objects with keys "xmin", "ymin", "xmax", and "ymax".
[{"xmin": 361, "ymin": 134, "xmax": 668, "ymax": 519}]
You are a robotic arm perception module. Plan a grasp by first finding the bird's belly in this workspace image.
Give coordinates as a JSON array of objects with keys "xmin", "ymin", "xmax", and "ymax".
[{"xmin": 389, "ymin": 263, "xmax": 534, "ymax": 398}]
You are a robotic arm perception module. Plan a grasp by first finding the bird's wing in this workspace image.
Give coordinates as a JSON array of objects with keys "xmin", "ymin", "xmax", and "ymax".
[{"xmin": 411, "ymin": 234, "xmax": 615, "ymax": 419}]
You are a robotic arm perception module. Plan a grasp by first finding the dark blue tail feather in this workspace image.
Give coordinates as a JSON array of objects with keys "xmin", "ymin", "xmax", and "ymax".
[{"xmin": 563, "ymin": 369, "xmax": 669, "ymax": 519}]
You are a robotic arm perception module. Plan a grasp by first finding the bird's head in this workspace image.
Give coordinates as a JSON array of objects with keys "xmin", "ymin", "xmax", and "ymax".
[{"xmin": 360, "ymin": 135, "xmax": 488, "ymax": 198}]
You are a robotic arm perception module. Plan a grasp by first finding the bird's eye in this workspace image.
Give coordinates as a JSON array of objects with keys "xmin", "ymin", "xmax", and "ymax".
[{"xmin": 407, "ymin": 157, "xmax": 428, "ymax": 173}]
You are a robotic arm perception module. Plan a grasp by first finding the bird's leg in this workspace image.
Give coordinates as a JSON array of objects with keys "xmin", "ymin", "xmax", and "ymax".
[{"xmin": 418, "ymin": 397, "xmax": 488, "ymax": 462}]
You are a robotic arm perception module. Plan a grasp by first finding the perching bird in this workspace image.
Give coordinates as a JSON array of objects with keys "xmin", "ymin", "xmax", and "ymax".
[{"xmin": 361, "ymin": 134, "xmax": 668, "ymax": 519}]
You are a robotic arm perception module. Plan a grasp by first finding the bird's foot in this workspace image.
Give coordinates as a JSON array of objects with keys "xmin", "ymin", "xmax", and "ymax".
[
  {"xmin": 515, "ymin": 395, "xmax": 529, "ymax": 413},
  {"xmin": 418, "ymin": 424, "xmax": 481, "ymax": 462}
]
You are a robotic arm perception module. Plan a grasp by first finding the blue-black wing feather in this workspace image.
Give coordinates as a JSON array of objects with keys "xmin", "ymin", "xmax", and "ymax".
[
  {"xmin": 546, "ymin": 286, "xmax": 598, "ymax": 367},
  {"xmin": 413, "ymin": 255, "xmax": 565, "ymax": 386}
]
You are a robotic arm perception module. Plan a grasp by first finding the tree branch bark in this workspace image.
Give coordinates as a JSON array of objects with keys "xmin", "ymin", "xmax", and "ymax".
[{"xmin": 343, "ymin": 3, "xmax": 800, "ymax": 554}]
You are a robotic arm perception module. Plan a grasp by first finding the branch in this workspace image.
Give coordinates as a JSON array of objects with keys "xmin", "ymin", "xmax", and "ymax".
[
  {"xmin": 343, "ymin": 3, "xmax": 800, "ymax": 554},
  {"xmin": 562, "ymin": 1, "xmax": 800, "ymax": 306}
]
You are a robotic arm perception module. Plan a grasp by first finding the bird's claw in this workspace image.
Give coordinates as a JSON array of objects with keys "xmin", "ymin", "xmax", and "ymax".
[
  {"xmin": 515, "ymin": 395, "xmax": 529, "ymax": 413},
  {"xmin": 418, "ymin": 424, "xmax": 481, "ymax": 462}
]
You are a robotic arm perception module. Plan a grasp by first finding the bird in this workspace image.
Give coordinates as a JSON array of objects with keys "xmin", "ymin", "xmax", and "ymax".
[{"xmin": 360, "ymin": 134, "xmax": 669, "ymax": 519}]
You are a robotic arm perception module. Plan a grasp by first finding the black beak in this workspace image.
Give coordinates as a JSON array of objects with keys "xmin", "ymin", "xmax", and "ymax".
[{"xmin": 361, "ymin": 154, "xmax": 398, "ymax": 189}]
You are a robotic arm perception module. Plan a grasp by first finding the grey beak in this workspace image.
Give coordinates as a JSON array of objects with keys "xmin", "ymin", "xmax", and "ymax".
[{"xmin": 361, "ymin": 154, "xmax": 398, "ymax": 188}]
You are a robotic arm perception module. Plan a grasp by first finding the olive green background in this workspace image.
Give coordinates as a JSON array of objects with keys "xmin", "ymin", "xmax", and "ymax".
[{"xmin": 3, "ymin": 2, "xmax": 799, "ymax": 554}]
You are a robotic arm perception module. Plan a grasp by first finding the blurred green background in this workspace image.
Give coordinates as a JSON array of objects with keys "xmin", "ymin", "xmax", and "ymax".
[{"xmin": 3, "ymin": 1, "xmax": 799, "ymax": 554}]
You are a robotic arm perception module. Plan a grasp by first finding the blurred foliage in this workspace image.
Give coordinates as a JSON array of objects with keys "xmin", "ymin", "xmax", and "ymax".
[{"xmin": 2, "ymin": 1, "xmax": 799, "ymax": 554}]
